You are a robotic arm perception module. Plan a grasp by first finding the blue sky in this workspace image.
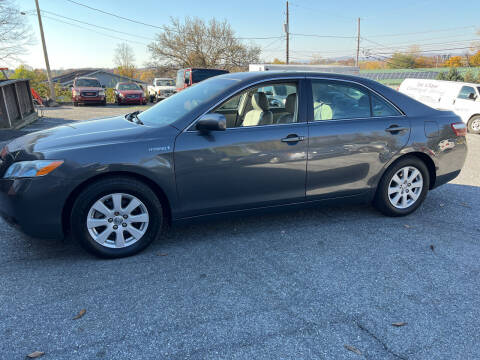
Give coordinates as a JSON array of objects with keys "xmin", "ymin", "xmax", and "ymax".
[{"xmin": 17, "ymin": 0, "xmax": 480, "ymax": 70}]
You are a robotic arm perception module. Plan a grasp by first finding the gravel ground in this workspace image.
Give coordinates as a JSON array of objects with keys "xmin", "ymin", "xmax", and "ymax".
[{"xmin": 0, "ymin": 107, "xmax": 479, "ymax": 359}]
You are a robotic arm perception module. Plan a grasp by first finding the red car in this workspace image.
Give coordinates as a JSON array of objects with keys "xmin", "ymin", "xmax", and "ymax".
[
  {"xmin": 114, "ymin": 82, "xmax": 146, "ymax": 105},
  {"xmin": 71, "ymin": 77, "xmax": 106, "ymax": 106}
]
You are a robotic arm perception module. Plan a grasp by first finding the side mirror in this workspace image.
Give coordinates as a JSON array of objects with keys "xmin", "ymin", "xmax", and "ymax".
[
  {"xmin": 196, "ymin": 114, "xmax": 226, "ymax": 132},
  {"xmin": 468, "ymin": 92, "xmax": 476, "ymax": 100}
]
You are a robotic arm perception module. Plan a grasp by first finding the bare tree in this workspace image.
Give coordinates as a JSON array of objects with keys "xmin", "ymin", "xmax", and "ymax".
[
  {"xmin": 113, "ymin": 42, "xmax": 135, "ymax": 78},
  {"xmin": 0, "ymin": 0, "xmax": 34, "ymax": 63},
  {"xmin": 148, "ymin": 17, "xmax": 260, "ymax": 71}
]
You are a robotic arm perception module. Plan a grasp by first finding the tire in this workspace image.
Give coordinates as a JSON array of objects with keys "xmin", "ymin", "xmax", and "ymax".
[
  {"xmin": 70, "ymin": 177, "xmax": 163, "ymax": 258},
  {"xmin": 73, "ymin": 102, "xmax": 78, "ymax": 107},
  {"xmin": 467, "ymin": 115, "xmax": 480, "ymax": 134},
  {"xmin": 149, "ymin": 95, "xmax": 155, "ymax": 103},
  {"xmin": 374, "ymin": 156, "xmax": 430, "ymax": 217},
  {"xmin": 101, "ymin": 100, "xmax": 107, "ymax": 106}
]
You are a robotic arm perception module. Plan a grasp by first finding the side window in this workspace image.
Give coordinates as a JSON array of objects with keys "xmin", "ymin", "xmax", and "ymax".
[
  {"xmin": 458, "ymin": 86, "xmax": 476, "ymax": 100},
  {"xmin": 371, "ymin": 93, "xmax": 401, "ymax": 117},
  {"xmin": 185, "ymin": 71, "xmax": 191, "ymax": 84},
  {"xmin": 311, "ymin": 80, "xmax": 371, "ymax": 121},
  {"xmin": 211, "ymin": 82, "xmax": 298, "ymax": 128}
]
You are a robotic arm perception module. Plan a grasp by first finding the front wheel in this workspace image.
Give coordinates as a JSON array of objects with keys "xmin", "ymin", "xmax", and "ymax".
[
  {"xmin": 374, "ymin": 157, "xmax": 430, "ymax": 217},
  {"xmin": 71, "ymin": 177, "xmax": 163, "ymax": 258},
  {"xmin": 467, "ymin": 115, "xmax": 480, "ymax": 134}
]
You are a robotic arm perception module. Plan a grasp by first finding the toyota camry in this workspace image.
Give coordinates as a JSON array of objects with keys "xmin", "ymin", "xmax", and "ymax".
[{"xmin": 0, "ymin": 72, "xmax": 467, "ymax": 258}]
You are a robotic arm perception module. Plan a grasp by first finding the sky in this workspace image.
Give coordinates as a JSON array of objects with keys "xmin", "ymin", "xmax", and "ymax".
[{"xmin": 13, "ymin": 0, "xmax": 480, "ymax": 70}]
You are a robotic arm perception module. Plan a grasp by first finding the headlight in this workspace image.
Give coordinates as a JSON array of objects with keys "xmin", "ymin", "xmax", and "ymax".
[
  {"xmin": 73, "ymin": 90, "xmax": 79, "ymax": 96},
  {"xmin": 3, "ymin": 160, "xmax": 64, "ymax": 179},
  {"xmin": 118, "ymin": 93, "xmax": 124, "ymax": 98},
  {"xmin": 99, "ymin": 90, "xmax": 105, "ymax": 96}
]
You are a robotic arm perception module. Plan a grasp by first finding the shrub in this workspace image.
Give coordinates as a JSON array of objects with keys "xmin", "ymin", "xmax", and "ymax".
[{"xmin": 436, "ymin": 68, "xmax": 464, "ymax": 82}]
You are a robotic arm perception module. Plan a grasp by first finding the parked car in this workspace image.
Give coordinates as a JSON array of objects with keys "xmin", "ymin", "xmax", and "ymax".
[
  {"xmin": 399, "ymin": 78, "xmax": 480, "ymax": 134},
  {"xmin": 176, "ymin": 68, "xmax": 229, "ymax": 92},
  {"xmin": 114, "ymin": 82, "xmax": 146, "ymax": 105},
  {"xmin": 0, "ymin": 72, "xmax": 467, "ymax": 258},
  {"xmin": 71, "ymin": 77, "xmax": 106, "ymax": 106},
  {"xmin": 147, "ymin": 78, "xmax": 176, "ymax": 102}
]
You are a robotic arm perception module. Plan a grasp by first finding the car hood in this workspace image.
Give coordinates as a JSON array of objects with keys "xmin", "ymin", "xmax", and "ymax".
[{"xmin": 6, "ymin": 116, "xmax": 160, "ymax": 156}]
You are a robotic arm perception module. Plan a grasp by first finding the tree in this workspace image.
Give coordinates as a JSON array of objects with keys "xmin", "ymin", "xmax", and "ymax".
[
  {"xmin": 442, "ymin": 56, "xmax": 463, "ymax": 67},
  {"xmin": 387, "ymin": 52, "xmax": 416, "ymax": 69},
  {"xmin": 360, "ymin": 61, "xmax": 385, "ymax": 70},
  {"xmin": 437, "ymin": 68, "xmax": 464, "ymax": 81},
  {"xmin": 0, "ymin": 0, "xmax": 33, "ymax": 63},
  {"xmin": 463, "ymin": 70, "xmax": 478, "ymax": 83},
  {"xmin": 414, "ymin": 56, "xmax": 435, "ymax": 68},
  {"xmin": 148, "ymin": 17, "xmax": 260, "ymax": 71},
  {"xmin": 113, "ymin": 42, "xmax": 136, "ymax": 78},
  {"xmin": 470, "ymin": 50, "xmax": 480, "ymax": 66},
  {"xmin": 272, "ymin": 58, "xmax": 285, "ymax": 64}
]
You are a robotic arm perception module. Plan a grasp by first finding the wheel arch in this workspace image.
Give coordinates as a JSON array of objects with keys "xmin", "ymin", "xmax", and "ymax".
[
  {"xmin": 382, "ymin": 152, "xmax": 436, "ymax": 190},
  {"xmin": 61, "ymin": 171, "xmax": 172, "ymax": 236}
]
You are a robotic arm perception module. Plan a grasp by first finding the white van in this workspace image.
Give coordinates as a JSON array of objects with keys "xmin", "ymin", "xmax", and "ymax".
[{"xmin": 399, "ymin": 79, "xmax": 480, "ymax": 133}]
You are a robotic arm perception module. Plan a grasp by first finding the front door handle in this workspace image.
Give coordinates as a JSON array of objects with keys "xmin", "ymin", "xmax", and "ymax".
[
  {"xmin": 281, "ymin": 135, "xmax": 305, "ymax": 143},
  {"xmin": 385, "ymin": 125, "xmax": 408, "ymax": 133}
]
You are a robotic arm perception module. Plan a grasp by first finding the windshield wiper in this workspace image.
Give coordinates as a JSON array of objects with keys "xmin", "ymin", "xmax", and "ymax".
[{"xmin": 125, "ymin": 111, "xmax": 144, "ymax": 125}]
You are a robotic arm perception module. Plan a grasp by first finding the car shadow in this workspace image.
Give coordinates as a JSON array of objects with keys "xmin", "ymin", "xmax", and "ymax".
[{"xmin": 2, "ymin": 182, "xmax": 477, "ymax": 264}]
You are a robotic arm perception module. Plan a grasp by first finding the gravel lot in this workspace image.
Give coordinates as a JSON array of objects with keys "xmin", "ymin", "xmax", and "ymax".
[{"xmin": 0, "ymin": 107, "xmax": 479, "ymax": 359}]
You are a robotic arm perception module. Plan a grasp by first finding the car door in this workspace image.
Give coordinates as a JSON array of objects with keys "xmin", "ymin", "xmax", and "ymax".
[
  {"xmin": 173, "ymin": 79, "xmax": 308, "ymax": 218},
  {"xmin": 306, "ymin": 78, "xmax": 410, "ymax": 200},
  {"xmin": 453, "ymin": 85, "xmax": 477, "ymax": 122}
]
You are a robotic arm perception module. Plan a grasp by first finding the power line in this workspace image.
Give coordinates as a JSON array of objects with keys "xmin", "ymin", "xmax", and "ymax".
[
  {"xmin": 63, "ymin": 0, "xmax": 281, "ymax": 40},
  {"xmin": 41, "ymin": 10, "xmax": 155, "ymax": 41},
  {"xmin": 40, "ymin": 14, "xmax": 149, "ymax": 46},
  {"xmin": 291, "ymin": 33, "xmax": 356, "ymax": 39},
  {"xmin": 367, "ymin": 25, "xmax": 477, "ymax": 38}
]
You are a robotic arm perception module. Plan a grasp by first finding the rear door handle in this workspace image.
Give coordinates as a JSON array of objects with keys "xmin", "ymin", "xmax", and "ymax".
[
  {"xmin": 385, "ymin": 125, "xmax": 408, "ymax": 133},
  {"xmin": 281, "ymin": 135, "xmax": 305, "ymax": 143}
]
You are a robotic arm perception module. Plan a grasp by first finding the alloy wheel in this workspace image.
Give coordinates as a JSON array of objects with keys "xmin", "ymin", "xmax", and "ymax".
[
  {"xmin": 388, "ymin": 166, "xmax": 423, "ymax": 209},
  {"xmin": 87, "ymin": 193, "xmax": 149, "ymax": 248}
]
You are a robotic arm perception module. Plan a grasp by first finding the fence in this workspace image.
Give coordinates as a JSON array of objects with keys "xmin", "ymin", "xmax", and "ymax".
[{"xmin": 0, "ymin": 79, "xmax": 37, "ymax": 129}]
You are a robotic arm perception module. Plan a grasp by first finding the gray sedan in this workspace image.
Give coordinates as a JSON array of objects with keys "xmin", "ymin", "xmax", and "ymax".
[{"xmin": 0, "ymin": 72, "xmax": 467, "ymax": 258}]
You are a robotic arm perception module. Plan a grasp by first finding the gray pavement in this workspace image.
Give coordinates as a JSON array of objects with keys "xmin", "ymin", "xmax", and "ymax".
[{"xmin": 0, "ymin": 108, "xmax": 479, "ymax": 359}]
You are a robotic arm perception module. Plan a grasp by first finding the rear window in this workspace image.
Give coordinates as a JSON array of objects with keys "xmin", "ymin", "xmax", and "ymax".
[{"xmin": 192, "ymin": 69, "xmax": 228, "ymax": 83}]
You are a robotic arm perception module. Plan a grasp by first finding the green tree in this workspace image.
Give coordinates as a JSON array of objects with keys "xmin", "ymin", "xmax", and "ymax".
[
  {"xmin": 437, "ymin": 68, "xmax": 464, "ymax": 82},
  {"xmin": 464, "ymin": 70, "xmax": 479, "ymax": 83},
  {"xmin": 387, "ymin": 52, "xmax": 416, "ymax": 69}
]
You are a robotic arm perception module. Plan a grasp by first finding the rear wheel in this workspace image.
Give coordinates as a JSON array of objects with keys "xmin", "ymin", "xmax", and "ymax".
[
  {"xmin": 467, "ymin": 115, "xmax": 480, "ymax": 134},
  {"xmin": 73, "ymin": 102, "xmax": 78, "ymax": 107},
  {"xmin": 374, "ymin": 157, "xmax": 430, "ymax": 216},
  {"xmin": 71, "ymin": 177, "xmax": 163, "ymax": 258}
]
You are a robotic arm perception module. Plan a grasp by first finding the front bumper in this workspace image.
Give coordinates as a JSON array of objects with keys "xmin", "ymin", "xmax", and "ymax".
[
  {"xmin": 118, "ymin": 96, "xmax": 144, "ymax": 103},
  {"xmin": 0, "ymin": 176, "xmax": 70, "ymax": 239},
  {"xmin": 74, "ymin": 95, "xmax": 105, "ymax": 103}
]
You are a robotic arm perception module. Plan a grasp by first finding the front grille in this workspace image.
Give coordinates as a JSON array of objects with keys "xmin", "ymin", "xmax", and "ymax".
[
  {"xmin": 81, "ymin": 91, "xmax": 97, "ymax": 97},
  {"xmin": 127, "ymin": 94, "xmax": 139, "ymax": 98}
]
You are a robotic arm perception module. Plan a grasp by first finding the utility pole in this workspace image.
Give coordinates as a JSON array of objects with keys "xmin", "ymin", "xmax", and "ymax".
[
  {"xmin": 285, "ymin": 1, "xmax": 289, "ymax": 64},
  {"xmin": 34, "ymin": 0, "xmax": 57, "ymax": 104},
  {"xmin": 355, "ymin": 18, "xmax": 360, "ymax": 67},
  {"xmin": 356, "ymin": 17, "xmax": 360, "ymax": 67}
]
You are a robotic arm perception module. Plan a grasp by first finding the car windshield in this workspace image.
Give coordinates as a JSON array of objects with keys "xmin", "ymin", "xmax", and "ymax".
[
  {"xmin": 118, "ymin": 83, "xmax": 140, "ymax": 90},
  {"xmin": 138, "ymin": 77, "xmax": 235, "ymax": 126},
  {"xmin": 156, "ymin": 80, "xmax": 174, "ymax": 86},
  {"xmin": 75, "ymin": 79, "xmax": 100, "ymax": 87}
]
